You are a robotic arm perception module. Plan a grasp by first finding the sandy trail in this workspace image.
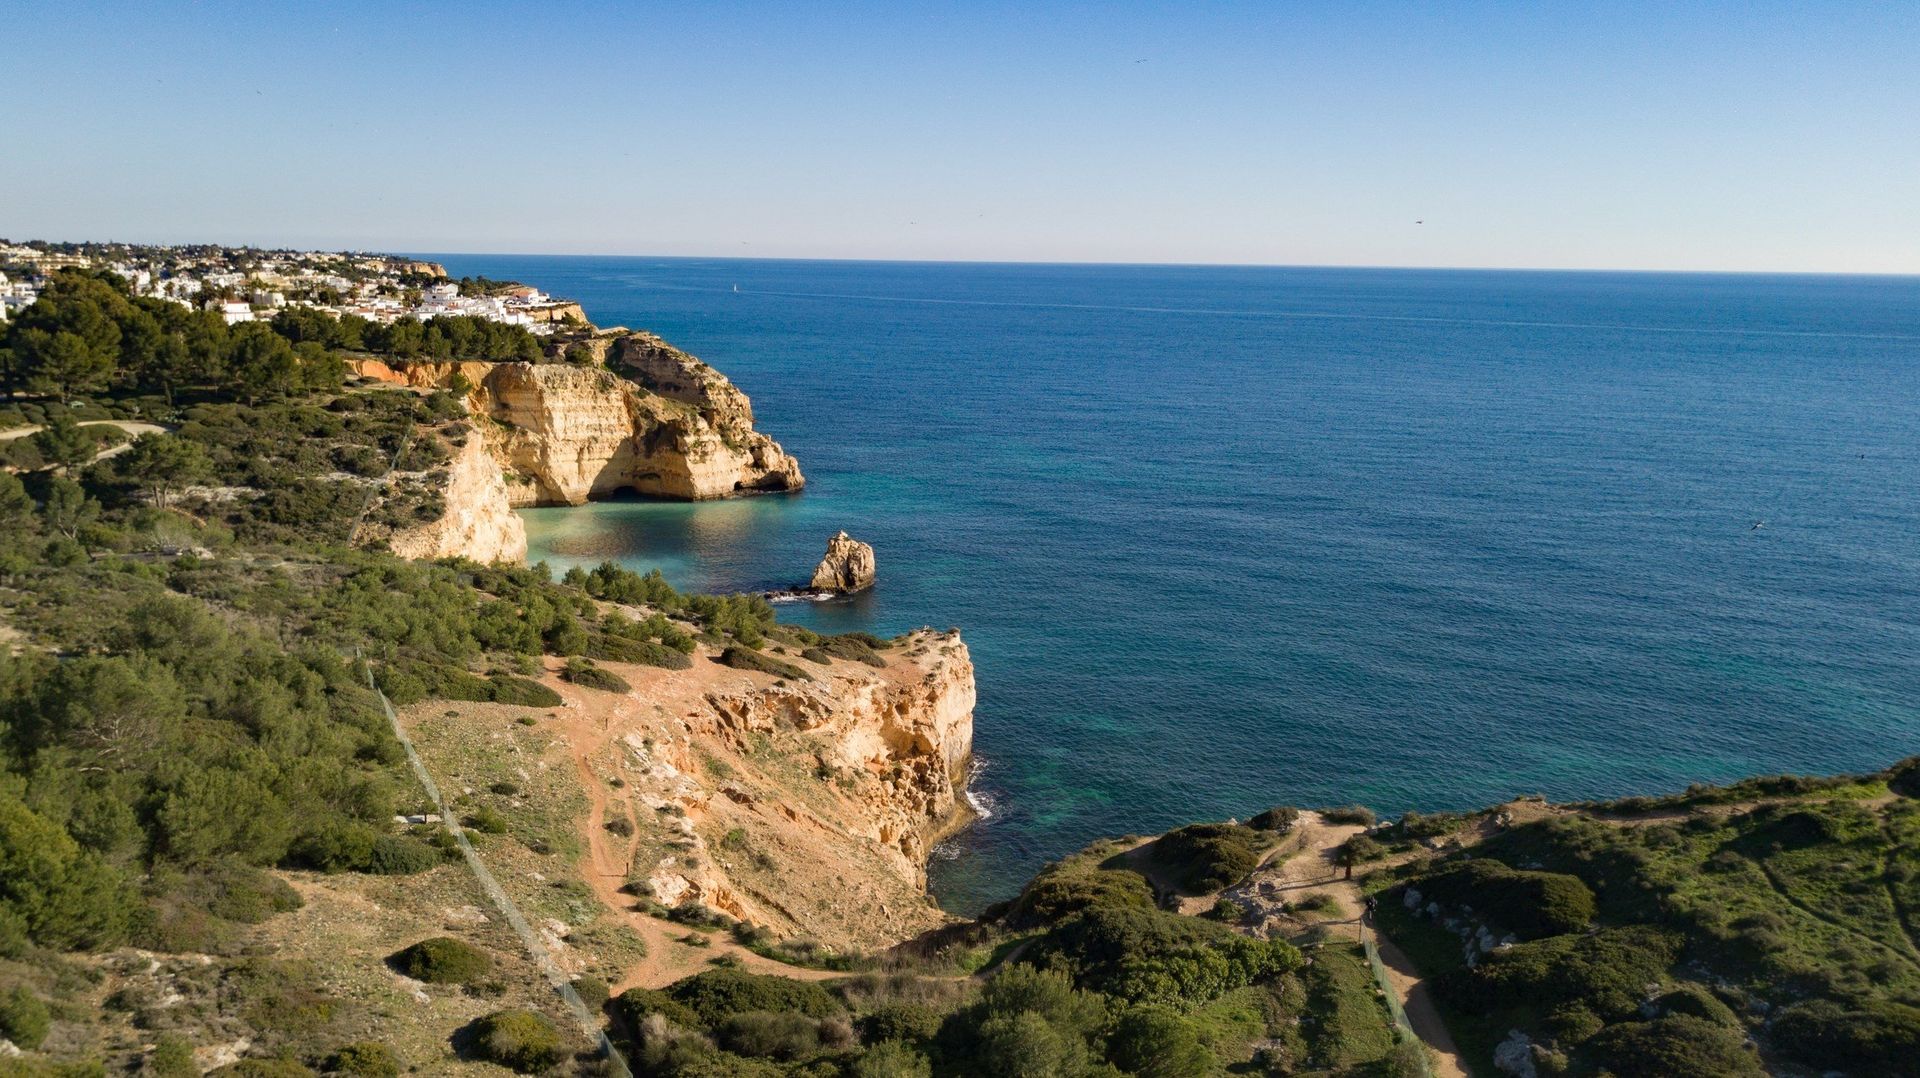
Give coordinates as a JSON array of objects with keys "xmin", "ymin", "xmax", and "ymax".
[{"xmin": 1225, "ymin": 813, "xmax": 1469, "ymax": 1078}]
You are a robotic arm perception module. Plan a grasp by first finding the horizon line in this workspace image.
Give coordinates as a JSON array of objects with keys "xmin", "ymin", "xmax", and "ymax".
[{"xmin": 7, "ymin": 234, "xmax": 1918, "ymax": 279}]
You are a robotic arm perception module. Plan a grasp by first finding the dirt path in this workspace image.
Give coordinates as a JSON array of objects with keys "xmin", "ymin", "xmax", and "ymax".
[
  {"xmin": 1373, "ymin": 933, "xmax": 1470, "ymax": 1078},
  {"xmin": 1222, "ymin": 814, "xmax": 1470, "ymax": 1078},
  {"xmin": 0, "ymin": 419, "xmax": 168, "ymax": 467},
  {"xmin": 543, "ymin": 678, "xmax": 842, "ymax": 990}
]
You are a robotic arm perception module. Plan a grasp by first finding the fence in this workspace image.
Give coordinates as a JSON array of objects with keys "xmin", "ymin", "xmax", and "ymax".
[
  {"xmin": 1363, "ymin": 926, "xmax": 1435, "ymax": 1078},
  {"xmin": 363, "ymin": 654, "xmax": 632, "ymax": 1077}
]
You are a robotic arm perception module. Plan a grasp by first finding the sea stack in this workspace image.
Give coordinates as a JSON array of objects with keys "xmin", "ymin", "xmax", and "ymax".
[{"xmin": 809, "ymin": 531, "xmax": 877, "ymax": 593}]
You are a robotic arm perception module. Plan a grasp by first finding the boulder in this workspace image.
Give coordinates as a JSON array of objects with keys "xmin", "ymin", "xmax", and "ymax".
[{"xmin": 809, "ymin": 531, "xmax": 876, "ymax": 592}]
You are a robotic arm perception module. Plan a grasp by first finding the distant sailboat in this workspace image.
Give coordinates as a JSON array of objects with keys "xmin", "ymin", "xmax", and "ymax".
[{"xmin": 732, "ymin": 284, "xmax": 740, "ymax": 293}]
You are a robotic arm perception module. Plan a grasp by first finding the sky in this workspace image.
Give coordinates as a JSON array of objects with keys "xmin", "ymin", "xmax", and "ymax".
[{"xmin": 4, "ymin": 1, "xmax": 1917, "ymax": 272}]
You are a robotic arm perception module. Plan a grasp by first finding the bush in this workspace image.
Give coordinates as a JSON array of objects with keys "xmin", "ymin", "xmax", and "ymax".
[
  {"xmin": 571, "ymin": 976, "xmax": 610, "ymax": 1009},
  {"xmin": 806, "ymin": 634, "xmax": 888, "ymax": 668},
  {"xmin": 1024, "ymin": 906, "xmax": 1300, "ymax": 1004},
  {"xmin": 487, "ymin": 674, "xmax": 562, "ymax": 708},
  {"xmin": 586, "ymin": 633, "xmax": 693, "ymax": 670},
  {"xmin": 1106, "ymin": 1004, "xmax": 1216, "ymax": 1078},
  {"xmin": 464, "ymin": 806, "xmax": 509, "ymax": 835},
  {"xmin": 1580, "ymin": 1015, "xmax": 1764, "ymax": 1076},
  {"xmin": 148, "ymin": 1034, "xmax": 197, "ymax": 1077},
  {"xmin": 1770, "ymin": 998, "xmax": 1920, "ymax": 1074},
  {"xmin": 662, "ymin": 969, "xmax": 842, "ymax": 1027},
  {"xmin": 716, "ymin": 647, "xmax": 811, "ymax": 681},
  {"xmin": 860, "ymin": 1003, "xmax": 944, "ymax": 1045},
  {"xmin": 1249, "ymin": 805, "xmax": 1300, "ymax": 832},
  {"xmin": 1412, "ymin": 859, "xmax": 1595, "ymax": 939},
  {"xmin": 1006, "ymin": 863, "xmax": 1156, "ymax": 929},
  {"xmin": 610, "ymin": 987, "xmax": 704, "ymax": 1032},
  {"xmin": 468, "ymin": 1009, "xmax": 566, "ymax": 1073},
  {"xmin": 290, "ymin": 820, "xmax": 380, "ymax": 872},
  {"xmin": 0, "ymin": 986, "xmax": 51, "ymax": 1051},
  {"xmin": 1321, "ymin": 805, "xmax": 1377, "ymax": 826},
  {"xmin": 363, "ymin": 835, "xmax": 442, "ymax": 875},
  {"xmin": 717, "ymin": 1010, "xmax": 823, "ymax": 1061},
  {"xmin": 1438, "ymin": 925, "xmax": 1681, "ymax": 1021},
  {"xmin": 1147, "ymin": 823, "xmax": 1264, "ymax": 892},
  {"xmin": 390, "ymin": 936, "xmax": 493, "ymax": 984},
  {"xmin": 562, "ymin": 657, "xmax": 630, "ymax": 694},
  {"xmin": 210, "ymin": 1060, "xmax": 315, "ymax": 1077},
  {"xmin": 851, "ymin": 1040, "xmax": 931, "ymax": 1078},
  {"xmin": 325, "ymin": 1042, "xmax": 402, "ymax": 1077}
]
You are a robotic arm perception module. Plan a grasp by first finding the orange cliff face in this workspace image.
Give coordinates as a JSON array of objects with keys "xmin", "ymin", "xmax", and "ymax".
[{"xmin": 348, "ymin": 333, "xmax": 804, "ymax": 563}]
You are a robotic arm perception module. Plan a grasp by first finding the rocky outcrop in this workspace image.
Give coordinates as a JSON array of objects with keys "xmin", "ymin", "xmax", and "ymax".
[
  {"xmin": 348, "ymin": 338, "xmax": 804, "ymax": 507},
  {"xmin": 809, "ymin": 531, "xmax": 876, "ymax": 592},
  {"xmin": 385, "ymin": 433, "xmax": 527, "ymax": 563}
]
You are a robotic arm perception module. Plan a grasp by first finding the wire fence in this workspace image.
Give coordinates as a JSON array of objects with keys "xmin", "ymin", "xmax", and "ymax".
[
  {"xmin": 362, "ymin": 654, "xmax": 632, "ymax": 1077},
  {"xmin": 1363, "ymin": 925, "xmax": 1435, "ymax": 1078}
]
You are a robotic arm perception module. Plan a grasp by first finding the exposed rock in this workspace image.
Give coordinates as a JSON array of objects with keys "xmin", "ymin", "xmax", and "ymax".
[
  {"xmin": 385, "ymin": 432, "xmax": 527, "ymax": 563},
  {"xmin": 349, "ymin": 339, "xmax": 804, "ymax": 507},
  {"xmin": 571, "ymin": 628, "xmax": 975, "ymax": 949},
  {"xmin": 809, "ymin": 531, "xmax": 876, "ymax": 592}
]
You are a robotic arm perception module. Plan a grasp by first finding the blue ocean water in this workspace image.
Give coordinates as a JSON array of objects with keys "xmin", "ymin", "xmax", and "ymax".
[{"xmin": 427, "ymin": 256, "xmax": 1920, "ymax": 912}]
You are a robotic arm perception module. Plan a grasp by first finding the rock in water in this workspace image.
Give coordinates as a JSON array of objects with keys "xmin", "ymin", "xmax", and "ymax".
[{"xmin": 809, "ymin": 531, "xmax": 876, "ymax": 592}]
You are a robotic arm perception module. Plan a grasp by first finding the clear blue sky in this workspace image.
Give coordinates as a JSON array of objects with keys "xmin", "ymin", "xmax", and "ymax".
[{"xmin": 5, "ymin": 1, "xmax": 1916, "ymax": 272}]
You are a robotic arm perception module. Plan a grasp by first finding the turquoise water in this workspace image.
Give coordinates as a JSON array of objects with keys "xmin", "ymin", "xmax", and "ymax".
[{"xmin": 430, "ymin": 255, "xmax": 1920, "ymax": 912}]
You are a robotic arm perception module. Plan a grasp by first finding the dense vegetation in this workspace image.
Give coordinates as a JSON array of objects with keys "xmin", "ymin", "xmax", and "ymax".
[{"xmin": 1378, "ymin": 764, "xmax": 1920, "ymax": 1076}]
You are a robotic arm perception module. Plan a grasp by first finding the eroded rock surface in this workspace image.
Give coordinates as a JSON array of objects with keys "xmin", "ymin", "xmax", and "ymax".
[{"xmin": 808, "ymin": 531, "xmax": 876, "ymax": 592}]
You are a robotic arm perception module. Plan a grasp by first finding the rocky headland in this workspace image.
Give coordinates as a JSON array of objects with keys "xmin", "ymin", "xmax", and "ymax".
[{"xmin": 360, "ymin": 318, "xmax": 974, "ymax": 956}]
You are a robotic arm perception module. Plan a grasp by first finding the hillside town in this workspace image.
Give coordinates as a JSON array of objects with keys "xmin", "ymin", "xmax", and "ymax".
[{"xmin": 0, "ymin": 240, "xmax": 584, "ymax": 330}]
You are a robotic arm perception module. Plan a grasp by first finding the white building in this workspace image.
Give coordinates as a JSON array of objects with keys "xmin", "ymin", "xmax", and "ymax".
[{"xmin": 217, "ymin": 300, "xmax": 256, "ymax": 325}]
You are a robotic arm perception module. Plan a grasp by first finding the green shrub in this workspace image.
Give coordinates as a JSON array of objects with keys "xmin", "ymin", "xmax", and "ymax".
[
  {"xmin": 468, "ymin": 1009, "xmax": 566, "ymax": 1073},
  {"xmin": 209, "ymin": 1060, "xmax": 315, "ymax": 1077},
  {"xmin": 663, "ymin": 969, "xmax": 842, "ymax": 1027},
  {"xmin": 324, "ymin": 1042, "xmax": 401, "ymax": 1077},
  {"xmin": 610, "ymin": 987, "xmax": 705, "ymax": 1032},
  {"xmin": 717, "ymin": 1010, "xmax": 822, "ymax": 1061},
  {"xmin": 290, "ymin": 820, "xmax": 380, "ymax": 872},
  {"xmin": 1412, "ymin": 859, "xmax": 1595, "ymax": 939},
  {"xmin": 716, "ymin": 647, "xmax": 811, "ymax": 681},
  {"xmin": 0, "ymin": 986, "xmax": 51, "ymax": 1051},
  {"xmin": 390, "ymin": 936, "xmax": 492, "ymax": 984},
  {"xmin": 570, "ymin": 976, "xmax": 610, "ymax": 1009},
  {"xmin": 859, "ymin": 1003, "xmax": 943, "ymax": 1045},
  {"xmin": 1006, "ymin": 863, "xmax": 1156, "ymax": 928},
  {"xmin": 1321, "ymin": 805, "xmax": 1377, "ymax": 826},
  {"xmin": 562, "ymin": 657, "xmax": 630, "ymax": 694},
  {"xmin": 1024, "ymin": 906, "xmax": 1300, "ymax": 1004},
  {"xmin": 1147, "ymin": 823, "xmax": 1264, "ymax": 892},
  {"xmin": 463, "ymin": 806, "xmax": 509, "ymax": 835},
  {"xmin": 1438, "ymin": 925, "xmax": 1680, "ymax": 1021},
  {"xmin": 148, "ymin": 1034, "xmax": 197, "ymax": 1077},
  {"xmin": 1579, "ymin": 1015, "xmax": 1764, "ymax": 1077},
  {"xmin": 1106, "ymin": 1004, "xmax": 1216, "ymax": 1078},
  {"xmin": 586, "ymin": 633, "xmax": 693, "ymax": 670},
  {"xmin": 1249, "ymin": 805, "xmax": 1300, "ymax": 832},
  {"xmin": 1770, "ymin": 999, "xmax": 1920, "ymax": 1074},
  {"xmin": 363, "ymin": 835, "xmax": 441, "ymax": 875},
  {"xmin": 487, "ymin": 674, "xmax": 562, "ymax": 708},
  {"xmin": 808, "ymin": 634, "xmax": 888, "ymax": 667},
  {"xmin": 850, "ymin": 1040, "xmax": 932, "ymax": 1078}
]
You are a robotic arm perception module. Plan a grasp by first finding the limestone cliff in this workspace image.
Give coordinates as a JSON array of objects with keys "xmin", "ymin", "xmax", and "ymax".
[
  {"xmin": 350, "ymin": 342, "xmax": 803, "ymax": 508},
  {"xmin": 541, "ymin": 629, "xmax": 976, "ymax": 951},
  {"xmin": 385, "ymin": 434, "xmax": 528, "ymax": 563}
]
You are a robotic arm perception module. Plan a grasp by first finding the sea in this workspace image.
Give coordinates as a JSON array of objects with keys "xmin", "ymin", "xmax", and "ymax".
[{"xmin": 424, "ymin": 255, "xmax": 1920, "ymax": 913}]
